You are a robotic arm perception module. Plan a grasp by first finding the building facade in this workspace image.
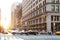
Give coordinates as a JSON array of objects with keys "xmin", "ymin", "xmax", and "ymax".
[
  {"xmin": 11, "ymin": 3, "xmax": 22, "ymax": 30},
  {"xmin": 0, "ymin": 9, "xmax": 1, "ymax": 26},
  {"xmin": 22, "ymin": 0, "xmax": 60, "ymax": 32},
  {"xmin": 15, "ymin": 4, "xmax": 22, "ymax": 30}
]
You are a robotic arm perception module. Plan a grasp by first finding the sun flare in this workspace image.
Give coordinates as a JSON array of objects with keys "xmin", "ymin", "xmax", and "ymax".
[
  {"xmin": 0, "ymin": 0, "xmax": 22, "ymax": 29},
  {"xmin": 1, "ymin": 11, "xmax": 11, "ymax": 29}
]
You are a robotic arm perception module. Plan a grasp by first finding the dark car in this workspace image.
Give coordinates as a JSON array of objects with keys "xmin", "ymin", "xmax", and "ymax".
[{"xmin": 25, "ymin": 30, "xmax": 38, "ymax": 35}]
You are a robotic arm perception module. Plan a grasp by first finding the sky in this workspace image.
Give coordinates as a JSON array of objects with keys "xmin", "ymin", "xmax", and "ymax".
[{"xmin": 0, "ymin": 0, "xmax": 22, "ymax": 29}]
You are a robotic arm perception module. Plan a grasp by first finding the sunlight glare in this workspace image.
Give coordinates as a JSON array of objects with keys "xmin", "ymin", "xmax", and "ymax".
[{"xmin": 0, "ymin": 0, "xmax": 22, "ymax": 29}]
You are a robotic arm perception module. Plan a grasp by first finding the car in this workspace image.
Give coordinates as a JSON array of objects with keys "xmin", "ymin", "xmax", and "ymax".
[
  {"xmin": 25, "ymin": 30, "xmax": 38, "ymax": 35},
  {"xmin": 55, "ymin": 31, "xmax": 60, "ymax": 35},
  {"xmin": 8, "ymin": 30, "xmax": 16, "ymax": 33},
  {"xmin": 9, "ymin": 30, "xmax": 24, "ymax": 35},
  {"xmin": 2, "ymin": 31, "xmax": 8, "ymax": 34},
  {"xmin": 40, "ymin": 30, "xmax": 48, "ymax": 35},
  {"xmin": 10, "ymin": 30, "xmax": 17, "ymax": 34}
]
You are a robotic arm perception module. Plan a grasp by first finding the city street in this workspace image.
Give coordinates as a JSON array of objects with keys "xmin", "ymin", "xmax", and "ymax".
[
  {"xmin": 0, "ymin": 33, "xmax": 60, "ymax": 40},
  {"xmin": 15, "ymin": 34, "xmax": 60, "ymax": 40},
  {"xmin": 0, "ymin": 33, "xmax": 24, "ymax": 40},
  {"xmin": 0, "ymin": 0, "xmax": 60, "ymax": 40}
]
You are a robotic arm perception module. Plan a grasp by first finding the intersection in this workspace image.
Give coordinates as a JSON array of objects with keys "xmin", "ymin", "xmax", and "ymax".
[{"xmin": 0, "ymin": 33, "xmax": 60, "ymax": 40}]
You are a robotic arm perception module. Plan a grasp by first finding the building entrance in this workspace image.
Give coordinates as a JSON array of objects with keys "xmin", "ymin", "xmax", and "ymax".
[{"xmin": 51, "ymin": 23, "xmax": 60, "ymax": 33}]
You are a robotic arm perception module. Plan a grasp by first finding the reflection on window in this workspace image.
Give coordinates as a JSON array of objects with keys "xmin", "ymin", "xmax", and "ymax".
[
  {"xmin": 56, "ymin": 0, "xmax": 59, "ymax": 3},
  {"xmin": 51, "ymin": 0, "xmax": 55, "ymax": 3},
  {"xmin": 56, "ymin": 5, "xmax": 59, "ymax": 12},
  {"xmin": 51, "ymin": 5, "xmax": 55, "ymax": 11}
]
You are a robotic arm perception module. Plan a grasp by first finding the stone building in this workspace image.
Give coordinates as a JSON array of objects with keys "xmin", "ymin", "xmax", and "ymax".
[{"xmin": 22, "ymin": 0, "xmax": 60, "ymax": 32}]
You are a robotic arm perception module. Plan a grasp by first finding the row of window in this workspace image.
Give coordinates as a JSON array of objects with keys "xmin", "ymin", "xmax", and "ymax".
[
  {"xmin": 51, "ymin": 15, "xmax": 60, "ymax": 21},
  {"xmin": 22, "ymin": 17, "xmax": 46, "ymax": 26},
  {"xmin": 22, "ymin": 8, "xmax": 42, "ymax": 20},
  {"xmin": 23, "ymin": 0, "xmax": 42, "ymax": 8},
  {"xmin": 27, "ymin": 19, "xmax": 39, "ymax": 25},
  {"xmin": 22, "ymin": 3, "xmax": 45, "ymax": 20},
  {"xmin": 51, "ymin": 0, "xmax": 59, "ymax": 3},
  {"xmin": 23, "ymin": 0, "xmax": 44, "ymax": 15},
  {"xmin": 22, "ymin": 0, "xmax": 60, "ymax": 22},
  {"xmin": 51, "ymin": 5, "xmax": 59, "ymax": 12},
  {"xmin": 23, "ymin": 0, "xmax": 60, "ymax": 14},
  {"xmin": 23, "ymin": 4, "xmax": 60, "ymax": 20},
  {"xmin": 22, "ymin": 0, "xmax": 60, "ymax": 26},
  {"xmin": 23, "ymin": 15, "xmax": 60, "ymax": 26},
  {"xmin": 23, "ymin": 0, "xmax": 30, "ymax": 8}
]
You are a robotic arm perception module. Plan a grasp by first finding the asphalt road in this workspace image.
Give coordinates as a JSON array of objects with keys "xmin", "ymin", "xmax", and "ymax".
[
  {"xmin": 0, "ymin": 33, "xmax": 23, "ymax": 40},
  {"xmin": 0, "ymin": 33, "xmax": 60, "ymax": 40},
  {"xmin": 14, "ymin": 34, "xmax": 60, "ymax": 40}
]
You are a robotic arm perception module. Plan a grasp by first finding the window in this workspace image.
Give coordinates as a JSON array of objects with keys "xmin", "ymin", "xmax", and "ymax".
[
  {"xmin": 33, "ymin": 12, "xmax": 35, "ymax": 17},
  {"xmin": 51, "ymin": 5, "xmax": 59, "ymax": 12},
  {"xmin": 56, "ymin": 0, "xmax": 59, "ymax": 3},
  {"xmin": 39, "ymin": 9, "xmax": 42, "ymax": 13},
  {"xmin": 33, "ymin": 0, "xmax": 35, "ymax": 2},
  {"xmin": 36, "ymin": 6, "xmax": 38, "ymax": 10},
  {"xmin": 39, "ymin": 0, "xmax": 41, "ymax": 2},
  {"xmin": 51, "ymin": 16, "xmax": 53, "ymax": 21},
  {"xmin": 43, "ymin": 7, "xmax": 46, "ymax": 12},
  {"xmin": 43, "ymin": 8, "xmax": 45, "ymax": 12},
  {"xmin": 38, "ymin": 10, "xmax": 39, "ymax": 15},
  {"xmin": 33, "ymin": 3, "xmax": 35, "ymax": 7},
  {"xmin": 51, "ymin": 5, "xmax": 55, "ymax": 11},
  {"xmin": 36, "ymin": 0, "xmax": 38, "ymax": 4},
  {"xmin": 30, "ymin": 21, "xmax": 32, "ymax": 25},
  {"xmin": 43, "ymin": 0, "xmax": 46, "ymax": 5},
  {"xmin": 43, "ymin": 16, "xmax": 46, "ymax": 22},
  {"xmin": 39, "ymin": 3, "xmax": 42, "ymax": 8},
  {"xmin": 37, "ymin": 10, "xmax": 38, "ymax": 15},
  {"xmin": 31, "ymin": 1, "xmax": 32, "ymax": 4},
  {"xmin": 33, "ymin": 8, "xmax": 35, "ymax": 11},
  {"xmin": 33, "ymin": 20, "xmax": 35, "ymax": 24},
  {"xmin": 35, "ymin": 11, "xmax": 37, "ymax": 16},
  {"xmin": 57, "ymin": 16, "xmax": 59, "ymax": 21},
  {"xmin": 56, "ymin": 5, "xmax": 59, "ymax": 12},
  {"xmin": 31, "ymin": 13, "xmax": 32, "ymax": 18},
  {"xmin": 39, "ymin": 18, "xmax": 41, "ymax": 23},
  {"xmin": 51, "ymin": 15, "xmax": 60, "ymax": 21},
  {"xmin": 51, "ymin": 0, "xmax": 55, "ymax": 3},
  {"xmin": 36, "ymin": 19, "xmax": 38, "ymax": 24},
  {"xmin": 54, "ymin": 16, "xmax": 56, "ymax": 21},
  {"xmin": 45, "ymin": 7, "xmax": 46, "ymax": 12},
  {"xmin": 34, "ymin": 12, "xmax": 36, "ymax": 16}
]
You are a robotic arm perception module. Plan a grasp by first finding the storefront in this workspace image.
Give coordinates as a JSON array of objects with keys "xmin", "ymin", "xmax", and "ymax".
[{"xmin": 51, "ymin": 22, "xmax": 60, "ymax": 33}]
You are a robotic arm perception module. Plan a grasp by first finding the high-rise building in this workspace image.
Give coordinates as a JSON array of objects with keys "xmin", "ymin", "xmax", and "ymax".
[
  {"xmin": 22, "ymin": 0, "xmax": 60, "ymax": 32},
  {"xmin": 0, "ymin": 9, "xmax": 4, "ymax": 32},
  {"xmin": 15, "ymin": 3, "xmax": 22, "ymax": 29},
  {"xmin": 0, "ymin": 9, "xmax": 1, "ymax": 26},
  {"xmin": 11, "ymin": 3, "xmax": 22, "ymax": 30}
]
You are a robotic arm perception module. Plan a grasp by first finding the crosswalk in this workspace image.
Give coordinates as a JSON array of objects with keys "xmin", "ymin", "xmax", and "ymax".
[{"xmin": 0, "ymin": 33, "xmax": 24, "ymax": 40}]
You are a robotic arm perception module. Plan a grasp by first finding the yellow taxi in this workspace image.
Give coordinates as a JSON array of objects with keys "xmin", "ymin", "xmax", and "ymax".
[{"xmin": 55, "ymin": 31, "xmax": 60, "ymax": 35}]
